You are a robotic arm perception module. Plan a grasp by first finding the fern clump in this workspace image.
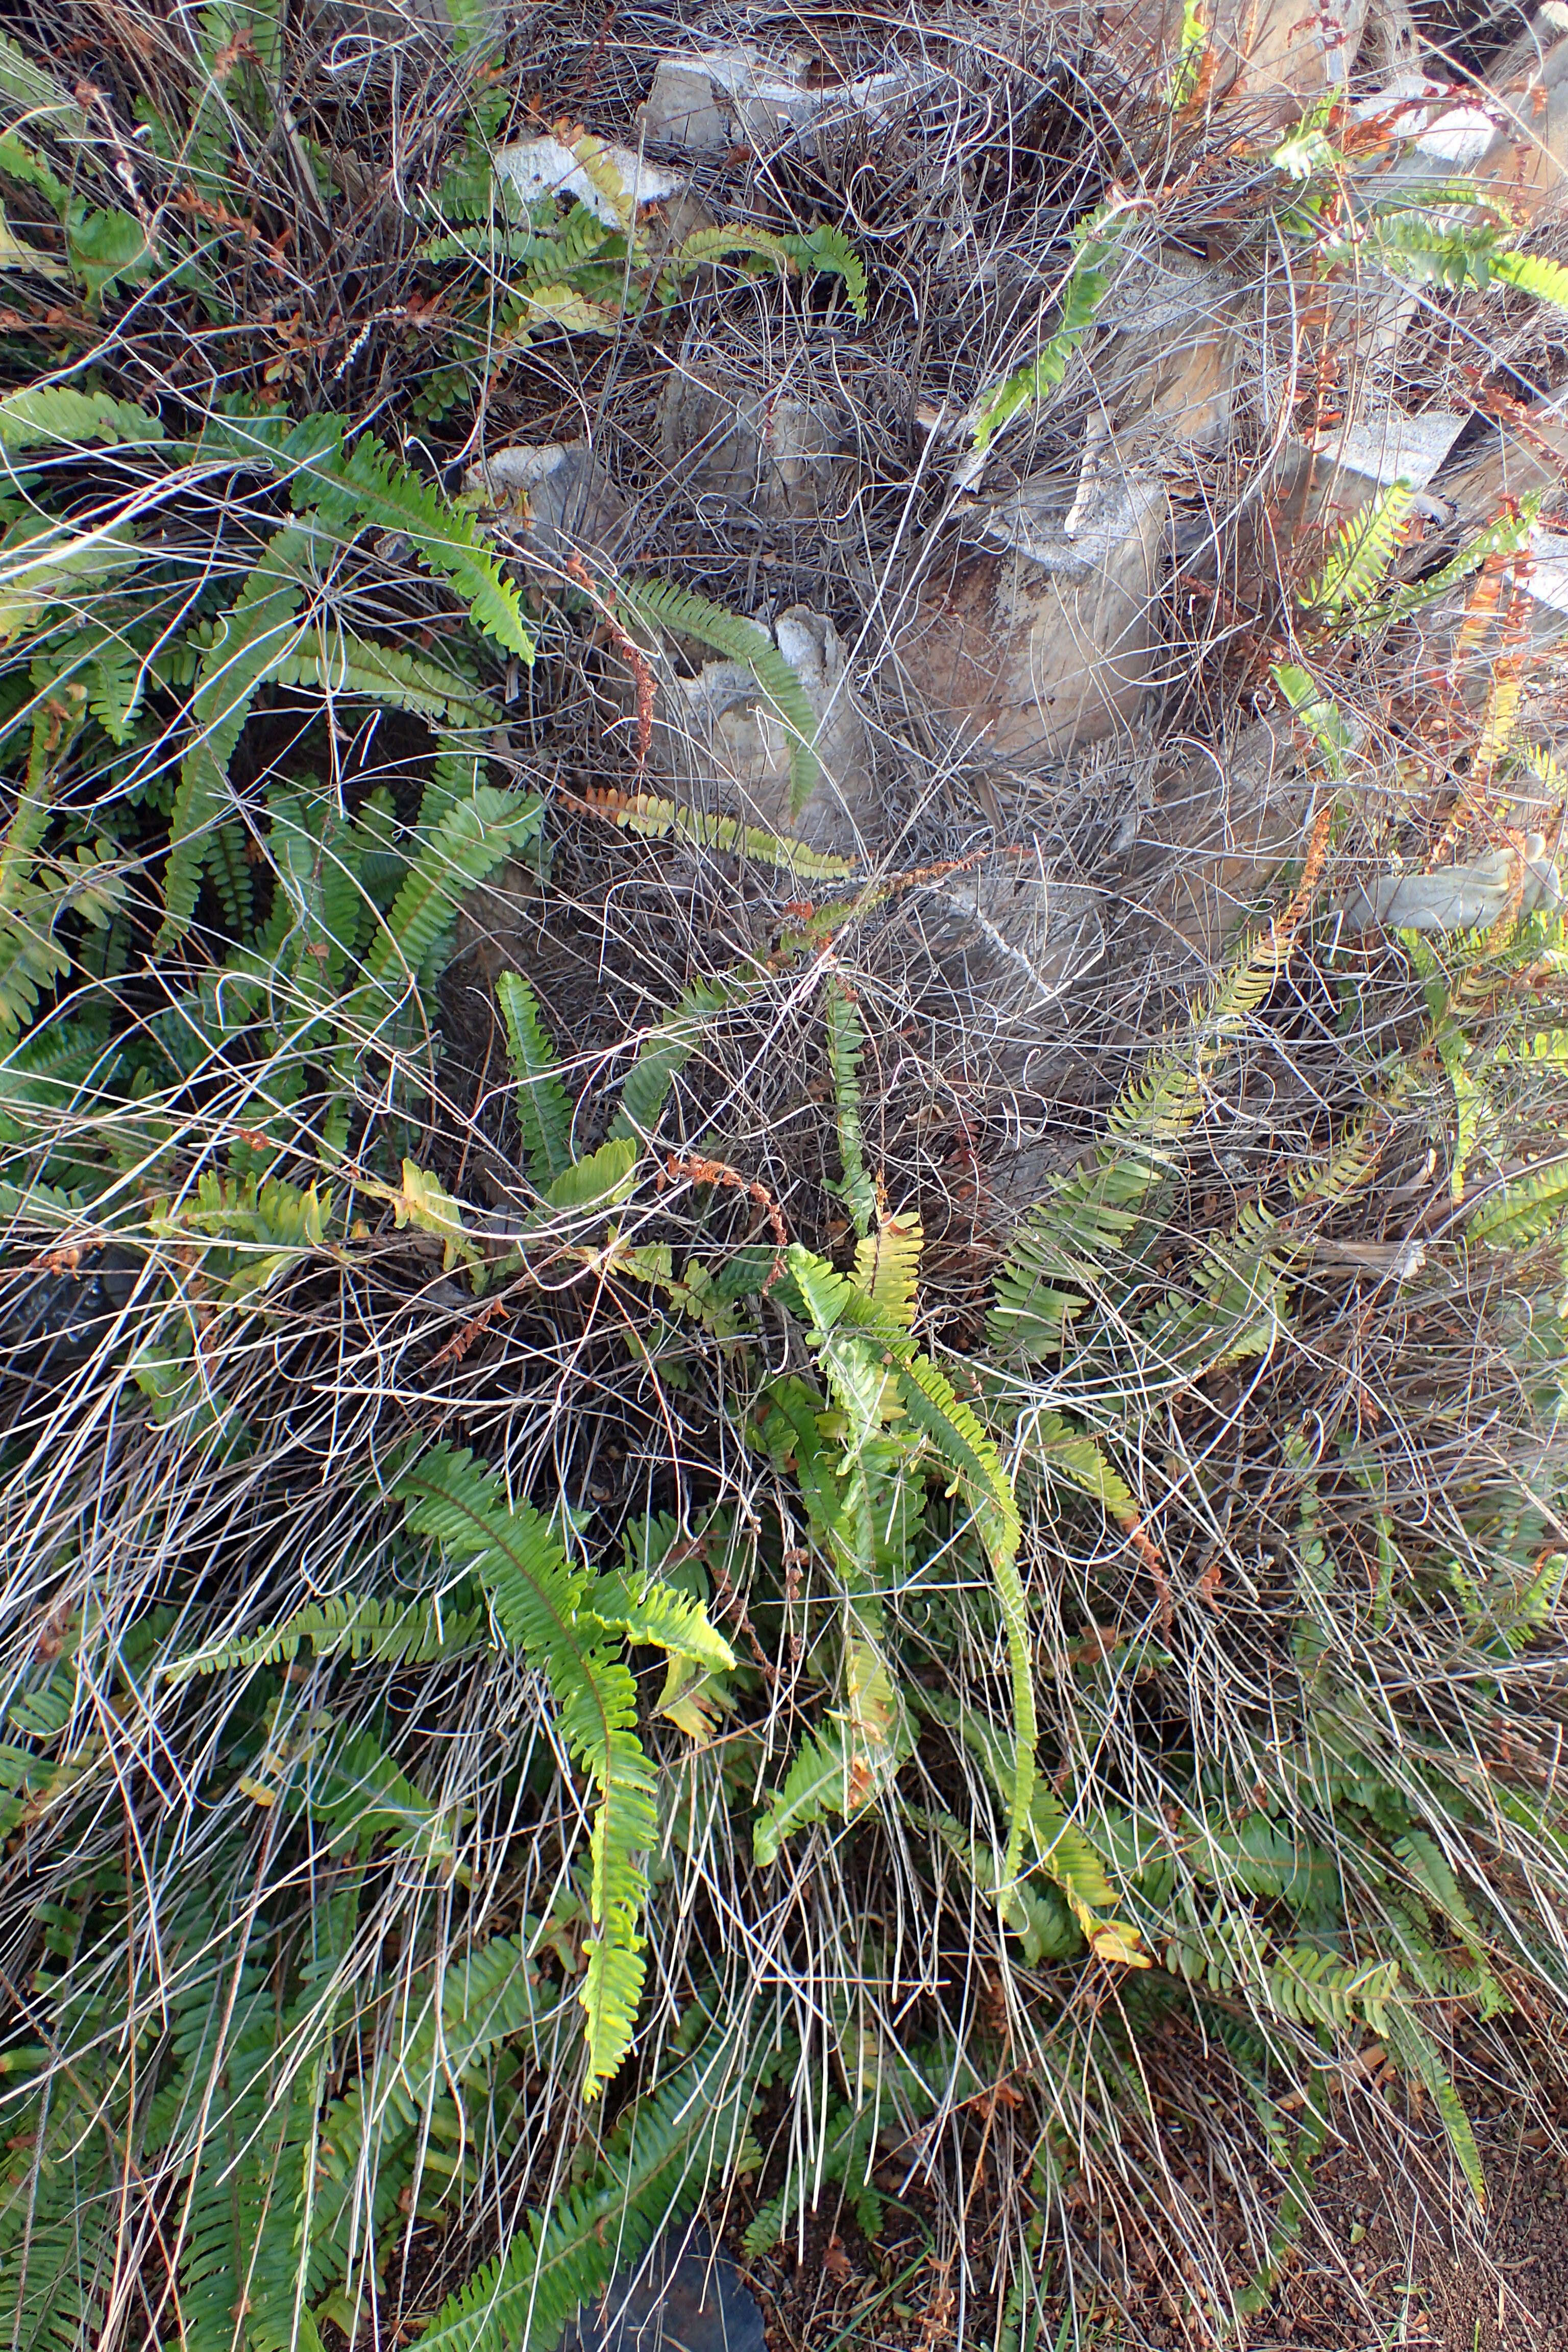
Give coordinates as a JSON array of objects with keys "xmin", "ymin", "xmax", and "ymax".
[{"xmin": 2, "ymin": 8, "xmax": 1567, "ymax": 2350}]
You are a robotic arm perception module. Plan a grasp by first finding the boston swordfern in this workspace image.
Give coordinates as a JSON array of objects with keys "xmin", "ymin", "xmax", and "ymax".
[{"xmin": 2, "ymin": 770, "xmax": 1566, "ymax": 2344}]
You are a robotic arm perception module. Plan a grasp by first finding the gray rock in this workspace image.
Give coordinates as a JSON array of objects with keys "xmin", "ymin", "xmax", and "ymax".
[
  {"xmin": 1338, "ymin": 836, "xmax": 1564, "ymax": 934},
  {"xmin": 914, "ymin": 855, "xmax": 1109, "ymax": 1028},
  {"xmin": 895, "ymin": 467, "xmax": 1166, "ymax": 762},
  {"xmin": 659, "ymin": 369, "xmax": 855, "ymax": 521},
  {"xmin": 464, "ymin": 442, "xmax": 630, "ymax": 579},
  {"xmin": 631, "ymin": 605, "xmax": 874, "ymax": 853},
  {"xmin": 559, "ymin": 2221, "xmax": 765, "ymax": 2352},
  {"xmin": 638, "ymin": 47, "xmax": 928, "ymax": 156}
]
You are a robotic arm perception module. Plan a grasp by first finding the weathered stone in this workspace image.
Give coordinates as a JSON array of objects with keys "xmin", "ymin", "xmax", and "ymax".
[
  {"xmin": 493, "ymin": 136, "xmax": 684, "ymax": 230},
  {"xmin": 625, "ymin": 605, "xmax": 874, "ymax": 853},
  {"xmin": 1271, "ymin": 405, "xmax": 1469, "ymax": 545},
  {"xmin": 638, "ymin": 46, "xmax": 928, "ymax": 155},
  {"xmin": 911, "ymin": 855, "xmax": 1110, "ymax": 1031},
  {"xmin": 451, "ymin": 856, "xmax": 546, "ymax": 987},
  {"xmin": 1436, "ymin": 386, "xmax": 1568, "ymax": 530},
  {"xmin": 464, "ymin": 442, "xmax": 629, "ymax": 579},
  {"xmin": 1090, "ymin": 251, "xmax": 1247, "ymax": 460},
  {"xmin": 658, "ymin": 367, "xmax": 855, "ymax": 520},
  {"xmin": 1124, "ymin": 718, "xmax": 1319, "ymax": 968},
  {"xmin": 1464, "ymin": 21, "xmax": 1568, "ymax": 217},
  {"xmin": 1097, "ymin": 0, "xmax": 1370, "ymax": 107},
  {"xmin": 896, "ymin": 468, "xmax": 1166, "ymax": 762},
  {"xmin": 1338, "ymin": 836, "xmax": 1564, "ymax": 933}
]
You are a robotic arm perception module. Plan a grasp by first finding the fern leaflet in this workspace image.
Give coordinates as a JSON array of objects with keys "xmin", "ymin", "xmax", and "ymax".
[
  {"xmin": 825, "ymin": 978, "xmax": 877, "ymax": 1235},
  {"xmin": 1301, "ymin": 479, "xmax": 1416, "ymax": 617},
  {"xmin": 566, "ymin": 783, "xmax": 853, "ymax": 878},
  {"xmin": 970, "ymin": 204, "xmax": 1126, "ymax": 453},
  {"xmin": 411, "ymin": 2021, "xmax": 761, "ymax": 2350},
  {"xmin": 782, "ymin": 224, "xmax": 869, "ymax": 320},
  {"xmin": 393, "ymin": 1445, "xmax": 723, "ymax": 2091},
  {"xmin": 357, "ymin": 787, "xmax": 544, "ymax": 1010},
  {"xmin": 289, "ymin": 426, "xmax": 535, "ymax": 664},
  {"xmin": 496, "ymin": 971, "xmax": 575, "ymax": 1184},
  {"xmin": 159, "ymin": 528, "xmax": 310, "ymax": 950},
  {"xmin": 165, "ymin": 1592, "xmax": 485, "ymax": 1681}
]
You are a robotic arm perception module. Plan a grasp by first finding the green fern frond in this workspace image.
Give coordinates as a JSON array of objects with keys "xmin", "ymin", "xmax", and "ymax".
[
  {"xmin": 1500, "ymin": 1025, "xmax": 1568, "ymax": 1065},
  {"xmin": 0, "ymin": 28, "xmax": 86, "ymax": 143},
  {"xmin": 0, "ymin": 827, "xmax": 74, "ymax": 1042},
  {"xmin": 304, "ymin": 1723, "xmax": 464, "ymax": 1870},
  {"xmin": 290, "ymin": 427, "xmax": 535, "ymax": 665},
  {"xmin": 1347, "ymin": 211, "xmax": 1502, "ymax": 293},
  {"xmin": 743, "ymin": 2095, "xmax": 883, "ymax": 2255},
  {"xmin": 930, "ymin": 1702, "xmax": 1145, "ymax": 1963},
  {"xmin": 752, "ymin": 1721, "xmax": 854, "ymax": 1865},
  {"xmin": 1492, "ymin": 248, "xmax": 1568, "ymax": 313},
  {"xmin": 1022, "ymin": 1407, "xmax": 1141, "ymax": 1524},
  {"xmin": 1143, "ymin": 1197, "xmax": 1291, "ymax": 1377},
  {"xmin": 387, "ymin": 1160, "xmax": 485, "ymax": 1284},
  {"xmin": 273, "ymin": 635, "xmax": 498, "ymax": 729},
  {"xmin": 1468, "ymin": 1157, "xmax": 1568, "ymax": 1248},
  {"xmin": 1358, "ymin": 498, "xmax": 1541, "ymax": 628},
  {"xmin": 609, "ymin": 973, "xmax": 744, "ymax": 1144},
  {"xmin": 508, "ymin": 279, "xmax": 621, "ymax": 337},
  {"xmin": 159, "ymin": 528, "xmax": 310, "ymax": 951},
  {"xmin": 1301, "ymin": 478, "xmax": 1416, "ymax": 617},
  {"xmin": 306, "ymin": 1929, "xmax": 544, "ymax": 2313},
  {"xmin": 1394, "ymin": 1830, "xmax": 1485, "ymax": 1961},
  {"xmin": 851, "ymin": 1211, "xmax": 921, "ymax": 1331},
  {"xmin": 393, "ymin": 1444, "xmax": 657, "ymax": 2091},
  {"xmin": 617, "ymin": 576, "xmax": 822, "ymax": 816},
  {"xmin": 1267, "ymin": 1946, "xmax": 1401, "ymax": 2033},
  {"xmin": 825, "ymin": 978, "xmax": 877, "ymax": 1236},
  {"xmin": 572, "ymin": 787, "xmax": 854, "ymax": 879},
  {"xmin": 495, "ymin": 971, "xmax": 575, "ymax": 1185},
  {"xmin": 206, "ymin": 818, "xmax": 253, "ymax": 936},
  {"xmin": 1165, "ymin": 1916, "xmax": 1402, "ymax": 2032},
  {"xmin": 84, "ymin": 633, "xmax": 144, "ymax": 744},
  {"xmin": 887, "ymin": 1334, "xmax": 1021, "ymax": 1585},
  {"xmin": 1288, "ymin": 1105, "xmax": 1388, "ymax": 1207},
  {"xmin": 499, "ymin": 198, "xmax": 614, "ymax": 281},
  {"xmin": 781, "ymin": 224, "xmax": 869, "ymax": 320},
  {"xmin": 0, "ymin": 384, "xmax": 166, "ymax": 454},
  {"xmin": 542, "ymin": 1134, "xmax": 639, "ymax": 1215},
  {"xmin": 410, "ymin": 2021, "xmax": 761, "ymax": 2350},
  {"xmin": 1271, "ymin": 660, "xmax": 1355, "ymax": 775},
  {"xmin": 584, "ymin": 1566, "xmax": 734, "ymax": 1670},
  {"xmin": 358, "ymin": 787, "xmax": 544, "ymax": 1009},
  {"xmin": 1030, "ymin": 1792, "xmax": 1141, "ymax": 1957},
  {"xmin": 1381, "ymin": 2005, "xmax": 1486, "ymax": 2205},
  {"xmin": 443, "ymin": 0, "xmax": 505, "ymax": 57},
  {"xmin": 991, "ymin": 851, "xmax": 1324, "ymax": 1358},
  {"xmin": 165, "ymin": 1592, "xmax": 485, "ymax": 1681},
  {"xmin": 0, "ymin": 126, "xmax": 69, "ymax": 221},
  {"xmin": 787, "ymin": 1243, "xmax": 1032, "ymax": 1880},
  {"xmin": 928, "ymin": 1807, "xmax": 1082, "ymax": 1964},
  {"xmin": 970, "ymin": 204, "xmax": 1126, "ymax": 453},
  {"xmin": 1166, "ymin": 0, "xmax": 1208, "ymax": 103},
  {"xmin": 658, "ymin": 224, "xmax": 796, "ymax": 305}
]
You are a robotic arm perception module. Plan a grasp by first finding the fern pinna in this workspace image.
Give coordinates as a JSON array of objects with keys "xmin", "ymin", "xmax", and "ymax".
[{"xmin": 391, "ymin": 1442, "xmax": 733, "ymax": 2092}]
